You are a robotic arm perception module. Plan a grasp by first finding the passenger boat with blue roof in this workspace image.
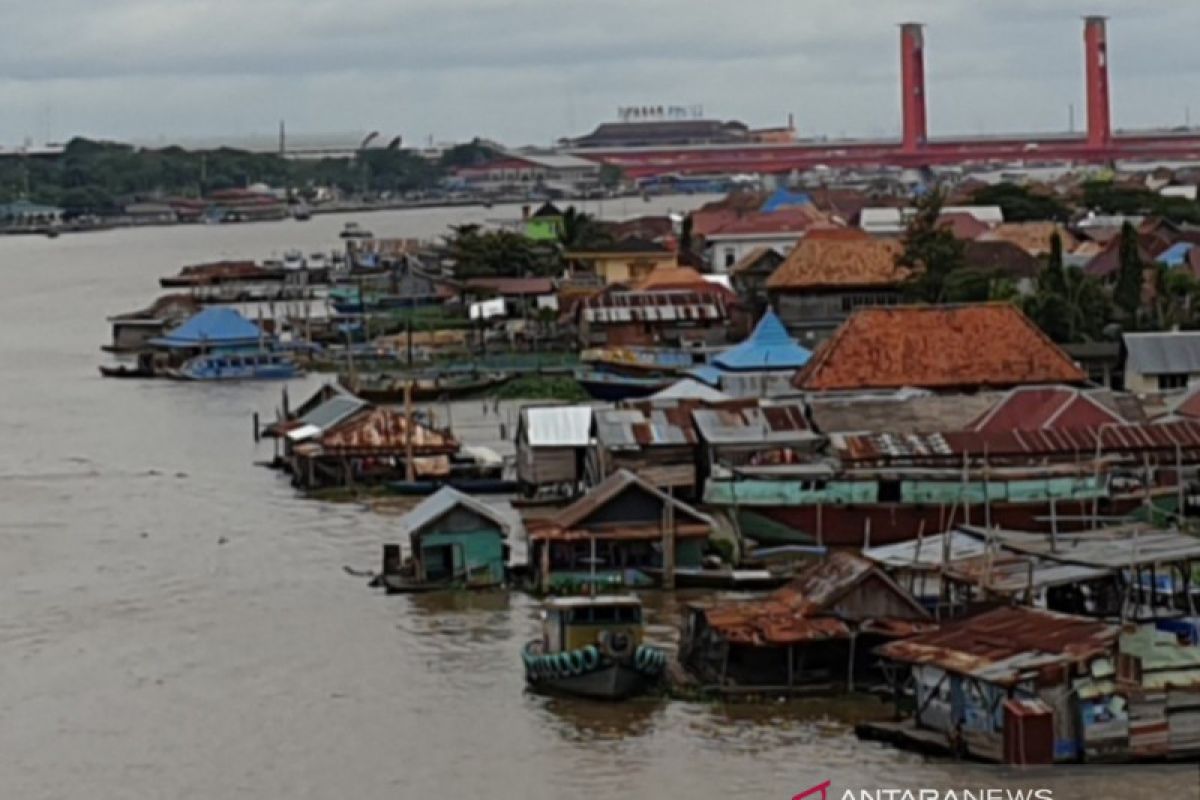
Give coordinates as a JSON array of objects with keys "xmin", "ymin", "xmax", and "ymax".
[{"xmin": 172, "ymin": 351, "xmax": 302, "ymax": 381}]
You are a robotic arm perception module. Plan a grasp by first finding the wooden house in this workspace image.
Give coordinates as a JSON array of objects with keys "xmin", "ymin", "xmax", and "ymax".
[
  {"xmin": 528, "ymin": 469, "xmax": 715, "ymax": 590},
  {"xmin": 515, "ymin": 405, "xmax": 594, "ymax": 496},
  {"xmin": 589, "ymin": 402, "xmax": 701, "ymax": 494},
  {"xmin": 679, "ymin": 552, "xmax": 933, "ymax": 693}
]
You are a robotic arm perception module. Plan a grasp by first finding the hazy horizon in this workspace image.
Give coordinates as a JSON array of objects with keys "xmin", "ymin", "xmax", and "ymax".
[{"xmin": 2, "ymin": 0, "xmax": 1198, "ymax": 150}]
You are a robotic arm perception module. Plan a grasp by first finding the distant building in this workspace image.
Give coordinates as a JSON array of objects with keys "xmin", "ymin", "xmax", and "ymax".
[
  {"xmin": 765, "ymin": 229, "xmax": 907, "ymax": 344},
  {"xmin": 1123, "ymin": 331, "xmax": 1200, "ymax": 394},
  {"xmin": 455, "ymin": 153, "xmax": 600, "ymax": 194},
  {"xmin": 524, "ymin": 202, "xmax": 564, "ymax": 242},
  {"xmin": 564, "ymin": 237, "xmax": 676, "ymax": 285},
  {"xmin": 962, "ymin": 240, "xmax": 1042, "ymax": 294},
  {"xmin": 0, "ymin": 199, "xmax": 63, "ymax": 228},
  {"xmin": 794, "ymin": 304, "xmax": 1087, "ymax": 393},
  {"xmin": 563, "ymin": 119, "xmax": 750, "ymax": 149},
  {"xmin": 859, "ymin": 205, "xmax": 1003, "ymax": 236},
  {"xmin": 702, "ymin": 207, "xmax": 828, "ymax": 272}
]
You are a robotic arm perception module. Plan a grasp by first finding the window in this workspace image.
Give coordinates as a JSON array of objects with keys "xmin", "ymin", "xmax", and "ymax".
[
  {"xmin": 1158, "ymin": 373, "xmax": 1189, "ymax": 391},
  {"xmin": 724, "ymin": 248, "xmax": 736, "ymax": 268}
]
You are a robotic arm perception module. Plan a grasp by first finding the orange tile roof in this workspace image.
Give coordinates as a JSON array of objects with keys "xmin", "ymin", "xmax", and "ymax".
[
  {"xmin": 794, "ymin": 303, "xmax": 1087, "ymax": 392},
  {"xmin": 978, "ymin": 223, "xmax": 1078, "ymax": 256},
  {"xmin": 635, "ymin": 265, "xmax": 707, "ymax": 290},
  {"xmin": 766, "ymin": 235, "xmax": 907, "ymax": 290}
]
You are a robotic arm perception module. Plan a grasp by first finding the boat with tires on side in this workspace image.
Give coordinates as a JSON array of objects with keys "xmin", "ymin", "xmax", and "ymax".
[{"xmin": 522, "ymin": 595, "xmax": 666, "ymax": 700}]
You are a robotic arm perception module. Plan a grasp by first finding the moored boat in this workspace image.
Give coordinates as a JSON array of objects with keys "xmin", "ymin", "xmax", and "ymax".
[
  {"xmin": 169, "ymin": 351, "xmax": 303, "ymax": 381},
  {"xmin": 341, "ymin": 371, "xmax": 511, "ymax": 402},
  {"xmin": 574, "ymin": 368, "xmax": 672, "ymax": 401},
  {"xmin": 522, "ymin": 596, "xmax": 666, "ymax": 701}
]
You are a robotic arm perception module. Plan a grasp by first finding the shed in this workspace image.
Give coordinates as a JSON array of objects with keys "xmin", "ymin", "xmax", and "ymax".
[
  {"xmin": 515, "ymin": 405, "xmax": 594, "ymax": 492},
  {"xmin": 394, "ymin": 487, "xmax": 521, "ymax": 587},
  {"xmin": 590, "ymin": 404, "xmax": 699, "ymax": 491}
]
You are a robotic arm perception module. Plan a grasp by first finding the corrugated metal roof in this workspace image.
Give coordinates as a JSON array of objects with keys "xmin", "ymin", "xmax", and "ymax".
[
  {"xmin": 398, "ymin": 486, "xmax": 520, "ymax": 540},
  {"xmin": 863, "ymin": 531, "xmax": 990, "ymax": 569},
  {"xmin": 299, "ymin": 395, "xmax": 368, "ymax": 432},
  {"xmin": 1125, "ymin": 331, "xmax": 1200, "ymax": 376},
  {"xmin": 693, "ymin": 401, "xmax": 815, "ymax": 447},
  {"xmin": 877, "ymin": 607, "xmax": 1118, "ymax": 686},
  {"xmin": 520, "ymin": 406, "xmax": 592, "ymax": 447},
  {"xmin": 695, "ymin": 552, "xmax": 932, "ymax": 646},
  {"xmin": 966, "ymin": 386, "xmax": 1127, "ymax": 433},
  {"xmin": 315, "ymin": 407, "xmax": 459, "ymax": 456},
  {"xmin": 594, "ymin": 406, "xmax": 696, "ymax": 449},
  {"xmin": 966, "ymin": 525, "xmax": 1200, "ymax": 569},
  {"xmin": 837, "ymin": 420, "xmax": 1200, "ymax": 464}
]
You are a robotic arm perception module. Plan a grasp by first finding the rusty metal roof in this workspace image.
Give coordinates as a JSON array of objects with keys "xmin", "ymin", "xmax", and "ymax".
[
  {"xmin": 877, "ymin": 607, "xmax": 1118, "ymax": 686},
  {"xmin": 531, "ymin": 469, "xmax": 716, "ymax": 541},
  {"xmin": 594, "ymin": 406, "xmax": 697, "ymax": 450},
  {"xmin": 692, "ymin": 401, "xmax": 816, "ymax": 447},
  {"xmin": 312, "ymin": 406, "xmax": 459, "ymax": 456},
  {"xmin": 695, "ymin": 552, "xmax": 932, "ymax": 647},
  {"xmin": 836, "ymin": 419, "xmax": 1200, "ymax": 464}
]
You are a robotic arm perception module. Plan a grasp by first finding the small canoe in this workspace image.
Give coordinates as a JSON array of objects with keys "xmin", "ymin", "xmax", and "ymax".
[{"xmin": 98, "ymin": 364, "xmax": 156, "ymax": 379}]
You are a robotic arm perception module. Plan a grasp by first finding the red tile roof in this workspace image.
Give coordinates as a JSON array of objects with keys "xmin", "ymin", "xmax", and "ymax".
[
  {"xmin": 794, "ymin": 304, "xmax": 1087, "ymax": 392},
  {"xmin": 937, "ymin": 212, "xmax": 990, "ymax": 241},
  {"xmin": 766, "ymin": 236, "xmax": 907, "ymax": 290},
  {"xmin": 462, "ymin": 277, "xmax": 555, "ymax": 296},
  {"xmin": 705, "ymin": 208, "xmax": 830, "ymax": 237},
  {"xmin": 966, "ymin": 386, "xmax": 1127, "ymax": 433}
]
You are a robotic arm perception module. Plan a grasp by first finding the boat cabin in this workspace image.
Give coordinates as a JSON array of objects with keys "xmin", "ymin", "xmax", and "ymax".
[{"xmin": 540, "ymin": 596, "xmax": 644, "ymax": 654}]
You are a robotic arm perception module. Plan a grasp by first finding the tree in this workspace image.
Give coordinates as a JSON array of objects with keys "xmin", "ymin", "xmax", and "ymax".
[
  {"xmin": 899, "ymin": 189, "xmax": 967, "ymax": 303},
  {"xmin": 598, "ymin": 163, "xmax": 624, "ymax": 190},
  {"xmin": 444, "ymin": 225, "xmax": 557, "ymax": 278},
  {"xmin": 557, "ymin": 206, "xmax": 611, "ymax": 251},
  {"xmin": 1043, "ymin": 231, "xmax": 1067, "ymax": 296},
  {"xmin": 970, "ymin": 182, "xmax": 1070, "ymax": 223},
  {"xmin": 1113, "ymin": 221, "xmax": 1144, "ymax": 321}
]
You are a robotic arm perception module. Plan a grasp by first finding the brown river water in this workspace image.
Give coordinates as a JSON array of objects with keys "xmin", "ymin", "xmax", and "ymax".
[{"xmin": 0, "ymin": 200, "xmax": 1194, "ymax": 799}]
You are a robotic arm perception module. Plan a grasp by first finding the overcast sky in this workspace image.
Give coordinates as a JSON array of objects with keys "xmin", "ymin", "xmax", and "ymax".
[{"xmin": 1, "ymin": 0, "xmax": 1198, "ymax": 149}]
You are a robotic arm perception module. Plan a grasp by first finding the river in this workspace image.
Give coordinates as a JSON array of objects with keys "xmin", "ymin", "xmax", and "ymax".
[{"xmin": 0, "ymin": 200, "xmax": 1190, "ymax": 800}]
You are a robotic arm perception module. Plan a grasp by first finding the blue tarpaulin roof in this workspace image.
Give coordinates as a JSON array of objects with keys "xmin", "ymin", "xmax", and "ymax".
[
  {"xmin": 760, "ymin": 188, "xmax": 812, "ymax": 213},
  {"xmin": 688, "ymin": 365, "xmax": 723, "ymax": 387},
  {"xmin": 1158, "ymin": 242, "xmax": 1195, "ymax": 268},
  {"xmin": 712, "ymin": 310, "xmax": 811, "ymax": 371},
  {"xmin": 149, "ymin": 307, "xmax": 264, "ymax": 348}
]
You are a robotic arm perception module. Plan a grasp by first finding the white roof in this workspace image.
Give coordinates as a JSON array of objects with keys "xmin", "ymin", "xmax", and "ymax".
[
  {"xmin": 286, "ymin": 424, "xmax": 322, "ymax": 442},
  {"xmin": 650, "ymin": 378, "xmax": 732, "ymax": 403},
  {"xmin": 520, "ymin": 153, "xmax": 599, "ymax": 170},
  {"xmin": 860, "ymin": 204, "xmax": 1004, "ymax": 234},
  {"xmin": 702, "ymin": 274, "xmax": 733, "ymax": 291},
  {"xmin": 520, "ymin": 406, "xmax": 593, "ymax": 447}
]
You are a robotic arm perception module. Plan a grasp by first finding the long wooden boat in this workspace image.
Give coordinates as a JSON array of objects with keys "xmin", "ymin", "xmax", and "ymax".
[
  {"xmin": 98, "ymin": 363, "xmax": 156, "ymax": 379},
  {"xmin": 705, "ymin": 474, "xmax": 1179, "ymax": 547},
  {"xmin": 574, "ymin": 368, "xmax": 672, "ymax": 401},
  {"xmin": 522, "ymin": 596, "xmax": 666, "ymax": 701},
  {"xmin": 341, "ymin": 371, "xmax": 511, "ymax": 402},
  {"xmin": 580, "ymin": 347, "xmax": 695, "ymax": 377}
]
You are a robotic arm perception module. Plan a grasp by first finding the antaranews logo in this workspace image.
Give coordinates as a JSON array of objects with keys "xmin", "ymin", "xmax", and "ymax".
[{"xmin": 794, "ymin": 785, "xmax": 1053, "ymax": 800}]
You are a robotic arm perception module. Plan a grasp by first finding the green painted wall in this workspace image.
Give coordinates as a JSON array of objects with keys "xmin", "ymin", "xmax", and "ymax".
[
  {"xmin": 418, "ymin": 530, "xmax": 505, "ymax": 586},
  {"xmin": 525, "ymin": 217, "xmax": 562, "ymax": 242}
]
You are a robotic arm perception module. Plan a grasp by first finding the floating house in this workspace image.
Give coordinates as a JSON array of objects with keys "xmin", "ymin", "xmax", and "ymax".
[
  {"xmin": 679, "ymin": 552, "xmax": 934, "ymax": 693},
  {"xmin": 875, "ymin": 607, "xmax": 1120, "ymax": 763},
  {"xmin": 103, "ymin": 294, "xmax": 200, "ymax": 354},
  {"xmin": 515, "ymin": 405, "xmax": 594, "ymax": 496},
  {"xmin": 379, "ymin": 487, "xmax": 520, "ymax": 592},
  {"xmin": 690, "ymin": 310, "xmax": 810, "ymax": 397},
  {"xmin": 589, "ymin": 403, "xmax": 700, "ymax": 493},
  {"xmin": 290, "ymin": 405, "xmax": 460, "ymax": 490},
  {"xmin": 693, "ymin": 399, "xmax": 818, "ymax": 470},
  {"xmin": 528, "ymin": 469, "xmax": 715, "ymax": 590}
]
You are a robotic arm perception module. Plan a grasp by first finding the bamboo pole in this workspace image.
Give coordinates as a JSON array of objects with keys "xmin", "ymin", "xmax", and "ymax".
[
  {"xmin": 404, "ymin": 380, "xmax": 415, "ymax": 482},
  {"xmin": 662, "ymin": 487, "xmax": 676, "ymax": 590}
]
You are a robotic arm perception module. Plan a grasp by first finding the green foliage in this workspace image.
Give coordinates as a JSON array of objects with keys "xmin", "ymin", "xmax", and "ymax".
[
  {"xmin": 598, "ymin": 163, "xmax": 624, "ymax": 189},
  {"xmin": 1043, "ymin": 231, "xmax": 1067, "ymax": 296},
  {"xmin": 444, "ymin": 224, "xmax": 558, "ymax": 278},
  {"xmin": 437, "ymin": 139, "xmax": 501, "ymax": 170},
  {"xmin": 494, "ymin": 375, "xmax": 588, "ymax": 402},
  {"xmin": 1082, "ymin": 179, "xmax": 1200, "ymax": 225},
  {"xmin": 0, "ymin": 136, "xmax": 451, "ymax": 208},
  {"xmin": 1024, "ymin": 267, "xmax": 1113, "ymax": 344},
  {"xmin": 899, "ymin": 189, "xmax": 967, "ymax": 303},
  {"xmin": 1114, "ymin": 221, "xmax": 1145, "ymax": 319},
  {"xmin": 557, "ymin": 206, "xmax": 612, "ymax": 251},
  {"xmin": 970, "ymin": 182, "xmax": 1070, "ymax": 223}
]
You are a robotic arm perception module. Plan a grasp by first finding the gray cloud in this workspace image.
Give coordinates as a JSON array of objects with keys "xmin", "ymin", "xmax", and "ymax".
[{"xmin": 1, "ymin": 0, "xmax": 1197, "ymax": 146}]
